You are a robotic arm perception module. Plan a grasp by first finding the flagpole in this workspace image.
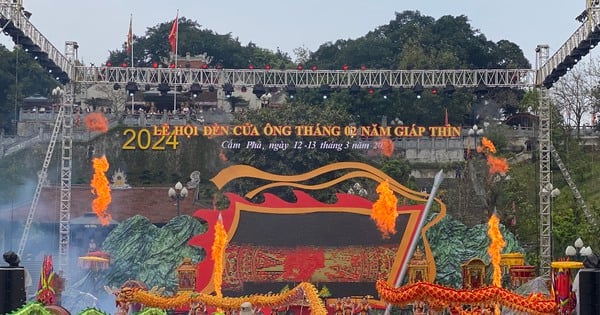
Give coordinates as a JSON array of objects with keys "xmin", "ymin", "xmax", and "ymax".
[
  {"xmin": 173, "ymin": 9, "xmax": 179, "ymax": 112},
  {"xmin": 128, "ymin": 13, "xmax": 134, "ymax": 113},
  {"xmin": 130, "ymin": 14, "xmax": 133, "ymax": 67}
]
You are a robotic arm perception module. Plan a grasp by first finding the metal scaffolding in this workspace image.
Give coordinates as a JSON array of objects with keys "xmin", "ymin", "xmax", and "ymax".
[{"xmin": 73, "ymin": 66, "xmax": 535, "ymax": 88}]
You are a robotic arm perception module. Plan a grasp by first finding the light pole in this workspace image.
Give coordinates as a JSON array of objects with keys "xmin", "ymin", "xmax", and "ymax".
[
  {"xmin": 542, "ymin": 182, "xmax": 560, "ymax": 262},
  {"xmin": 565, "ymin": 238, "xmax": 593, "ymax": 261},
  {"xmin": 466, "ymin": 124, "xmax": 484, "ymax": 158},
  {"xmin": 468, "ymin": 124, "xmax": 484, "ymax": 145},
  {"xmin": 541, "ymin": 183, "xmax": 560, "ymax": 199},
  {"xmin": 260, "ymin": 92, "xmax": 272, "ymax": 108},
  {"xmin": 390, "ymin": 117, "xmax": 403, "ymax": 140},
  {"xmin": 168, "ymin": 181, "xmax": 188, "ymax": 217}
]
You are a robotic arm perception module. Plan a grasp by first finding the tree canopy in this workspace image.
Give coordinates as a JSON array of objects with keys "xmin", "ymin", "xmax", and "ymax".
[
  {"xmin": 307, "ymin": 11, "xmax": 530, "ymax": 70},
  {"xmin": 108, "ymin": 17, "xmax": 293, "ymax": 69},
  {"xmin": 0, "ymin": 46, "xmax": 58, "ymax": 134},
  {"xmin": 106, "ymin": 11, "xmax": 530, "ymax": 71}
]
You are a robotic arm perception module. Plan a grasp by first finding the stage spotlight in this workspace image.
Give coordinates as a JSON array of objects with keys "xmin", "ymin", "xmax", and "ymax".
[
  {"xmin": 320, "ymin": 84, "xmax": 332, "ymax": 99},
  {"xmin": 223, "ymin": 83, "xmax": 234, "ymax": 98},
  {"xmin": 252, "ymin": 83, "xmax": 266, "ymax": 98},
  {"xmin": 349, "ymin": 84, "xmax": 361, "ymax": 96},
  {"xmin": 475, "ymin": 83, "xmax": 488, "ymax": 98},
  {"xmin": 3, "ymin": 251, "xmax": 20, "ymax": 267},
  {"xmin": 286, "ymin": 84, "xmax": 297, "ymax": 99},
  {"xmin": 158, "ymin": 82, "xmax": 170, "ymax": 96},
  {"xmin": 190, "ymin": 83, "xmax": 202, "ymax": 98},
  {"xmin": 413, "ymin": 83, "xmax": 424, "ymax": 99},
  {"xmin": 125, "ymin": 81, "xmax": 138, "ymax": 96},
  {"xmin": 444, "ymin": 84, "xmax": 456, "ymax": 96},
  {"xmin": 380, "ymin": 83, "xmax": 392, "ymax": 99}
]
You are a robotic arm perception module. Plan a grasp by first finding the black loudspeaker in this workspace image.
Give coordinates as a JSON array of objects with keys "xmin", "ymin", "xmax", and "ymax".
[
  {"xmin": 579, "ymin": 269, "xmax": 600, "ymax": 315},
  {"xmin": 0, "ymin": 267, "xmax": 26, "ymax": 314}
]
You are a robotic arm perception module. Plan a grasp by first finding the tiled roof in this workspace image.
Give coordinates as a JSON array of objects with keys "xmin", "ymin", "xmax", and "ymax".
[{"xmin": 0, "ymin": 185, "xmax": 204, "ymax": 224}]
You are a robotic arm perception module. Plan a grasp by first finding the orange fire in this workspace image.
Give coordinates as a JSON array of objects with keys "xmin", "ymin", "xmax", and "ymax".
[
  {"xmin": 90, "ymin": 155, "xmax": 112, "ymax": 226},
  {"xmin": 211, "ymin": 214, "xmax": 229, "ymax": 299},
  {"xmin": 487, "ymin": 156, "xmax": 509, "ymax": 176},
  {"xmin": 476, "ymin": 137, "xmax": 509, "ymax": 177},
  {"xmin": 84, "ymin": 112, "xmax": 109, "ymax": 133},
  {"xmin": 476, "ymin": 137, "xmax": 496, "ymax": 154},
  {"xmin": 371, "ymin": 180, "xmax": 398, "ymax": 238},
  {"xmin": 379, "ymin": 137, "xmax": 394, "ymax": 157},
  {"xmin": 487, "ymin": 214, "xmax": 506, "ymax": 288}
]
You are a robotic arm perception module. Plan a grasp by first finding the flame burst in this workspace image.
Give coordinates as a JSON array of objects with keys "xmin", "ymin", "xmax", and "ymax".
[
  {"xmin": 487, "ymin": 156, "xmax": 509, "ymax": 176},
  {"xmin": 84, "ymin": 112, "xmax": 109, "ymax": 133},
  {"xmin": 487, "ymin": 214, "xmax": 506, "ymax": 288},
  {"xmin": 90, "ymin": 155, "xmax": 112, "ymax": 225},
  {"xmin": 211, "ymin": 214, "xmax": 229, "ymax": 299},
  {"xmin": 371, "ymin": 180, "xmax": 398, "ymax": 238},
  {"xmin": 476, "ymin": 137, "xmax": 509, "ymax": 176},
  {"xmin": 477, "ymin": 137, "xmax": 497, "ymax": 154},
  {"xmin": 379, "ymin": 137, "xmax": 394, "ymax": 157}
]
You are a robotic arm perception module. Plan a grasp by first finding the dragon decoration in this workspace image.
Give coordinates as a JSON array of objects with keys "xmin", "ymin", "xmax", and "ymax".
[
  {"xmin": 376, "ymin": 281, "xmax": 557, "ymax": 315},
  {"xmin": 111, "ymin": 161, "xmax": 558, "ymax": 315},
  {"xmin": 115, "ymin": 282, "xmax": 326, "ymax": 315}
]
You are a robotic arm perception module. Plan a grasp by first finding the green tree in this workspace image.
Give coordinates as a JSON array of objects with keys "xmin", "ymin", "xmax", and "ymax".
[
  {"xmin": 0, "ymin": 45, "xmax": 58, "ymax": 134},
  {"xmin": 380, "ymin": 158, "xmax": 414, "ymax": 187},
  {"xmin": 308, "ymin": 11, "xmax": 530, "ymax": 70},
  {"xmin": 107, "ymin": 17, "xmax": 292, "ymax": 69},
  {"xmin": 494, "ymin": 40, "xmax": 531, "ymax": 69}
]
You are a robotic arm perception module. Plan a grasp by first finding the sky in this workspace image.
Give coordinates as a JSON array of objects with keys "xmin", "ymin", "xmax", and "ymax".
[{"xmin": 0, "ymin": 0, "xmax": 589, "ymax": 68}]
